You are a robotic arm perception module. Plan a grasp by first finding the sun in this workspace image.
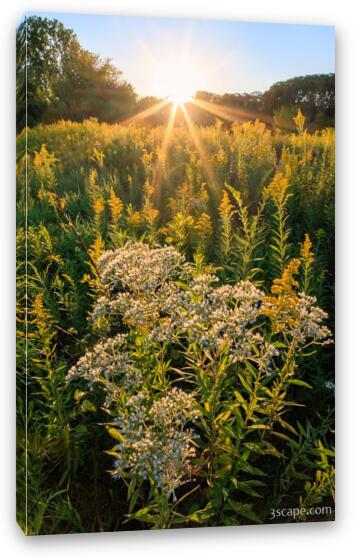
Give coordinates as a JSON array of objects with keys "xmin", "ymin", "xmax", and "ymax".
[
  {"xmin": 150, "ymin": 55, "xmax": 204, "ymax": 105},
  {"xmin": 169, "ymin": 90, "xmax": 193, "ymax": 105}
]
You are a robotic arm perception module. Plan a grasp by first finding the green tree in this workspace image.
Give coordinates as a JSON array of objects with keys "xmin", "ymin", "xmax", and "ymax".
[
  {"xmin": 49, "ymin": 48, "xmax": 137, "ymax": 123},
  {"xmin": 16, "ymin": 16, "xmax": 137, "ymax": 131},
  {"xmin": 16, "ymin": 16, "xmax": 80, "ymax": 131},
  {"xmin": 263, "ymin": 74, "xmax": 335, "ymax": 127}
]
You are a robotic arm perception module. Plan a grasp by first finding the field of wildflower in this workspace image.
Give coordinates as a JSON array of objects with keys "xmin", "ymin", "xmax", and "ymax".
[{"xmin": 16, "ymin": 113, "xmax": 335, "ymax": 534}]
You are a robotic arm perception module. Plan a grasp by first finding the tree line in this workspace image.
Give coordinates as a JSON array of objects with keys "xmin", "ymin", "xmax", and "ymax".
[{"xmin": 17, "ymin": 16, "xmax": 335, "ymax": 132}]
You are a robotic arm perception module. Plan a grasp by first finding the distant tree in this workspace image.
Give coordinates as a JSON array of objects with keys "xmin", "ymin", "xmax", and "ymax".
[
  {"xmin": 196, "ymin": 76, "xmax": 334, "ymax": 129},
  {"xmin": 16, "ymin": 16, "xmax": 79, "ymax": 130},
  {"xmin": 16, "ymin": 16, "xmax": 137, "ymax": 131},
  {"xmin": 195, "ymin": 91, "xmax": 215, "ymax": 103},
  {"xmin": 48, "ymin": 48, "xmax": 137, "ymax": 123},
  {"xmin": 263, "ymin": 74, "xmax": 335, "ymax": 126}
]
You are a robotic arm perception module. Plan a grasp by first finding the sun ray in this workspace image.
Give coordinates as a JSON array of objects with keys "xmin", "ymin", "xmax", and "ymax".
[
  {"xmin": 181, "ymin": 104, "xmax": 215, "ymax": 185},
  {"xmin": 190, "ymin": 97, "xmax": 274, "ymax": 127},
  {"xmin": 119, "ymin": 99, "xmax": 170, "ymax": 126},
  {"xmin": 153, "ymin": 103, "xmax": 178, "ymax": 190}
]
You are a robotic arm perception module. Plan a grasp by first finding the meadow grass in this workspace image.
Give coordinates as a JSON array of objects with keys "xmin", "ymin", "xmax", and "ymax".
[{"xmin": 16, "ymin": 116, "xmax": 335, "ymax": 533}]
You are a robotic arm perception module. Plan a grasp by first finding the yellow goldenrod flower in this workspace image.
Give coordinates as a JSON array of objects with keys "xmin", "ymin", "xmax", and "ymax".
[{"xmin": 108, "ymin": 187, "xmax": 123, "ymax": 222}]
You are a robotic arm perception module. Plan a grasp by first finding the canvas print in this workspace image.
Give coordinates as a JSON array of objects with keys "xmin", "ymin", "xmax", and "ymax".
[{"xmin": 16, "ymin": 12, "xmax": 335, "ymax": 535}]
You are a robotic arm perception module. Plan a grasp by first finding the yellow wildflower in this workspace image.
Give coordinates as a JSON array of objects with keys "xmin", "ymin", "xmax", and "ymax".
[
  {"xmin": 265, "ymin": 172, "xmax": 289, "ymax": 203},
  {"xmin": 93, "ymin": 197, "xmax": 105, "ymax": 217},
  {"xmin": 293, "ymin": 109, "xmax": 306, "ymax": 135},
  {"xmin": 108, "ymin": 187, "xmax": 123, "ymax": 222}
]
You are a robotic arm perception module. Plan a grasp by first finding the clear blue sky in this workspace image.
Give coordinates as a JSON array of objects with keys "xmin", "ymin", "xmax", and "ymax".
[{"xmin": 29, "ymin": 12, "xmax": 335, "ymax": 98}]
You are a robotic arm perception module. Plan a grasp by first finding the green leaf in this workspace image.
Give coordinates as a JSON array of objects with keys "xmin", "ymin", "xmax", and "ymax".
[
  {"xmin": 234, "ymin": 459, "xmax": 266, "ymax": 476},
  {"xmin": 270, "ymin": 430, "xmax": 296, "ymax": 444},
  {"xmin": 216, "ymin": 408, "xmax": 233, "ymax": 422},
  {"xmin": 287, "ymin": 379, "xmax": 313, "ymax": 389},
  {"xmin": 105, "ymin": 449, "xmax": 120, "ymax": 457},
  {"xmin": 235, "ymin": 480, "xmax": 263, "ymax": 498},
  {"xmin": 80, "ymin": 399, "xmax": 96, "ymax": 413},
  {"xmin": 74, "ymin": 389, "xmax": 86, "ymax": 401},
  {"xmin": 234, "ymin": 390, "xmax": 246, "ymax": 404},
  {"xmin": 106, "ymin": 426, "xmax": 124, "ymax": 442},
  {"xmin": 227, "ymin": 500, "xmax": 262, "ymax": 523},
  {"xmin": 238, "ymin": 374, "xmax": 252, "ymax": 393},
  {"xmin": 126, "ymin": 507, "xmax": 156, "ymax": 523},
  {"xmin": 204, "ymin": 401, "xmax": 212, "ymax": 413},
  {"xmin": 187, "ymin": 502, "xmax": 213, "ymax": 524},
  {"xmin": 278, "ymin": 418, "xmax": 298, "ymax": 435}
]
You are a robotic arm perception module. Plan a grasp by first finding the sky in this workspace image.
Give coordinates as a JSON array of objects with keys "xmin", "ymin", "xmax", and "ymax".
[{"xmin": 29, "ymin": 12, "xmax": 335, "ymax": 99}]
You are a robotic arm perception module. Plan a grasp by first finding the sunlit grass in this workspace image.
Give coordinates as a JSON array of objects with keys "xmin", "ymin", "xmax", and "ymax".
[{"xmin": 16, "ymin": 115, "xmax": 335, "ymax": 534}]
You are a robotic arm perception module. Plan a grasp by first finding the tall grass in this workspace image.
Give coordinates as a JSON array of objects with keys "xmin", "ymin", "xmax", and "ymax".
[{"xmin": 16, "ymin": 115, "xmax": 335, "ymax": 533}]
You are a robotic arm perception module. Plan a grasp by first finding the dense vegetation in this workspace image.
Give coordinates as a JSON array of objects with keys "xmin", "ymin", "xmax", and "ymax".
[
  {"xmin": 194, "ymin": 74, "xmax": 335, "ymax": 129},
  {"xmin": 16, "ymin": 16, "xmax": 137, "ymax": 131},
  {"xmin": 16, "ymin": 111, "xmax": 335, "ymax": 534},
  {"xmin": 17, "ymin": 16, "xmax": 335, "ymax": 132}
]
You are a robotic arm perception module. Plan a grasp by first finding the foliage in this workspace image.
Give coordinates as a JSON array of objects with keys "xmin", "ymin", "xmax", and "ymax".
[
  {"xmin": 16, "ymin": 16, "xmax": 137, "ymax": 131},
  {"xmin": 16, "ymin": 112, "xmax": 334, "ymax": 533},
  {"xmin": 264, "ymin": 74, "xmax": 335, "ymax": 128},
  {"xmin": 196, "ymin": 74, "xmax": 335, "ymax": 129}
]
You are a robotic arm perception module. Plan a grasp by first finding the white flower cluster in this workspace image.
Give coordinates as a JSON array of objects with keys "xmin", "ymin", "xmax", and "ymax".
[
  {"xmin": 92, "ymin": 243, "xmax": 188, "ymax": 328},
  {"xmin": 98, "ymin": 242, "xmax": 186, "ymax": 293},
  {"xmin": 112, "ymin": 388, "xmax": 198, "ymax": 495},
  {"xmin": 92, "ymin": 243, "xmax": 279, "ymax": 368},
  {"xmin": 68, "ymin": 242, "xmax": 332, "ymax": 494},
  {"xmin": 163, "ymin": 277, "xmax": 268, "ymax": 363},
  {"xmin": 293, "ymin": 293, "xmax": 333, "ymax": 344},
  {"xmin": 66, "ymin": 333, "xmax": 142, "ymax": 404}
]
